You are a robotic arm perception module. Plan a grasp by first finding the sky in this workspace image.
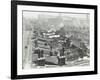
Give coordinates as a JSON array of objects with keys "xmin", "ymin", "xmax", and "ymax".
[
  {"xmin": 23, "ymin": 11, "xmax": 89, "ymax": 31},
  {"xmin": 23, "ymin": 11, "xmax": 89, "ymax": 20}
]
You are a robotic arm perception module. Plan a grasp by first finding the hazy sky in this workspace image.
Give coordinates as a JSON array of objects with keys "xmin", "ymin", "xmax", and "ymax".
[
  {"xmin": 23, "ymin": 11, "xmax": 89, "ymax": 20},
  {"xmin": 23, "ymin": 11, "xmax": 89, "ymax": 31}
]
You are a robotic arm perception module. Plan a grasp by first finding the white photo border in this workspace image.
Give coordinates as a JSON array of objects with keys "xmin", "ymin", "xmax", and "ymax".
[{"xmin": 17, "ymin": 5, "xmax": 95, "ymax": 75}]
